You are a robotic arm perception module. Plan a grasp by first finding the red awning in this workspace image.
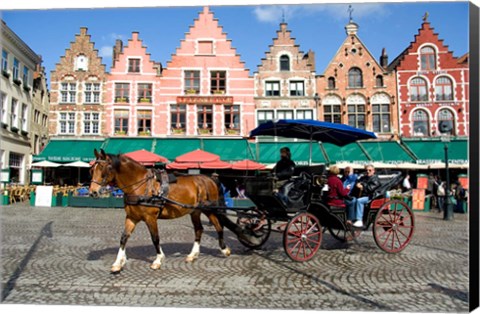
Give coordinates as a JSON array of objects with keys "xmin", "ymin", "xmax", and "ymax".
[
  {"xmin": 231, "ymin": 159, "xmax": 266, "ymax": 170},
  {"xmin": 200, "ymin": 160, "xmax": 232, "ymax": 169},
  {"xmin": 166, "ymin": 162, "xmax": 201, "ymax": 170},
  {"xmin": 124, "ymin": 149, "xmax": 168, "ymax": 166},
  {"xmin": 175, "ymin": 149, "xmax": 220, "ymax": 163}
]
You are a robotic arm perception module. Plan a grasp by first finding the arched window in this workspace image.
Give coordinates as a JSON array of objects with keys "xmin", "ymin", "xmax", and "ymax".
[
  {"xmin": 410, "ymin": 77, "xmax": 428, "ymax": 101},
  {"xmin": 375, "ymin": 75, "xmax": 384, "ymax": 87},
  {"xmin": 348, "ymin": 68, "xmax": 363, "ymax": 88},
  {"xmin": 412, "ymin": 109, "xmax": 429, "ymax": 137},
  {"xmin": 328, "ymin": 77, "xmax": 336, "ymax": 89},
  {"xmin": 420, "ymin": 46, "xmax": 436, "ymax": 70},
  {"xmin": 280, "ymin": 55, "xmax": 290, "ymax": 71},
  {"xmin": 438, "ymin": 109, "xmax": 455, "ymax": 135},
  {"xmin": 435, "ymin": 76, "xmax": 454, "ymax": 101}
]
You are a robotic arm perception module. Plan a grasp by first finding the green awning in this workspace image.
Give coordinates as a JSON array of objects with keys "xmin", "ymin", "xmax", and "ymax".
[
  {"xmin": 203, "ymin": 139, "xmax": 254, "ymax": 161},
  {"xmin": 253, "ymin": 142, "xmax": 327, "ymax": 165},
  {"xmin": 103, "ymin": 138, "xmax": 154, "ymax": 154},
  {"xmin": 321, "ymin": 142, "xmax": 370, "ymax": 164},
  {"xmin": 359, "ymin": 141, "xmax": 415, "ymax": 163},
  {"xmin": 33, "ymin": 140, "xmax": 104, "ymax": 162},
  {"xmin": 402, "ymin": 139, "xmax": 468, "ymax": 164},
  {"xmin": 154, "ymin": 138, "xmax": 201, "ymax": 161}
]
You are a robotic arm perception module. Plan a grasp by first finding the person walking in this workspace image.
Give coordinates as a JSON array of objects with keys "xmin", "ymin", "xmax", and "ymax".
[
  {"xmin": 436, "ymin": 181, "xmax": 446, "ymax": 213},
  {"xmin": 402, "ymin": 174, "xmax": 412, "ymax": 192}
]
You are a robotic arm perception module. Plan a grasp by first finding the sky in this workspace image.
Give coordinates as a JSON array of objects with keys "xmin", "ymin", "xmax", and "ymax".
[{"xmin": 0, "ymin": 1, "xmax": 470, "ymax": 81}]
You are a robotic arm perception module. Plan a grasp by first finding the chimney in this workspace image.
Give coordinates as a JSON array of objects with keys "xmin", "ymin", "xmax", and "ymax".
[
  {"xmin": 380, "ymin": 48, "xmax": 388, "ymax": 68},
  {"xmin": 112, "ymin": 39, "xmax": 123, "ymax": 68},
  {"xmin": 303, "ymin": 50, "xmax": 316, "ymax": 72}
]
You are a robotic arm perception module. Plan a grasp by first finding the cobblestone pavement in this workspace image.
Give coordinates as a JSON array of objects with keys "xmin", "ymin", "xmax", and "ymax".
[{"xmin": 0, "ymin": 203, "xmax": 469, "ymax": 312}]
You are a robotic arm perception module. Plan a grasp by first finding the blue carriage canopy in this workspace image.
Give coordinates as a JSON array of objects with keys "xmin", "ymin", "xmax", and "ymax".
[{"xmin": 249, "ymin": 119, "xmax": 377, "ymax": 147}]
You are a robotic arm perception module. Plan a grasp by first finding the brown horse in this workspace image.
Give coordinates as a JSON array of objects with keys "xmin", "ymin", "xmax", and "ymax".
[{"xmin": 89, "ymin": 149, "xmax": 231, "ymax": 273}]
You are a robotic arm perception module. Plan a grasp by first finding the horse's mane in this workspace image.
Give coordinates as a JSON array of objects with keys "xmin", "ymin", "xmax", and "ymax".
[{"xmin": 107, "ymin": 153, "xmax": 145, "ymax": 172}]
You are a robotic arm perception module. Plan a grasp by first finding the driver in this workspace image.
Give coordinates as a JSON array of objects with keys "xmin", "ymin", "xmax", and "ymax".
[
  {"xmin": 272, "ymin": 147, "xmax": 295, "ymax": 190},
  {"xmin": 351, "ymin": 164, "xmax": 381, "ymax": 228}
]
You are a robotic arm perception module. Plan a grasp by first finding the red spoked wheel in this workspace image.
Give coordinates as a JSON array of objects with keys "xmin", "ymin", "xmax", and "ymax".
[
  {"xmin": 373, "ymin": 200, "xmax": 415, "ymax": 253},
  {"xmin": 283, "ymin": 212, "xmax": 322, "ymax": 262}
]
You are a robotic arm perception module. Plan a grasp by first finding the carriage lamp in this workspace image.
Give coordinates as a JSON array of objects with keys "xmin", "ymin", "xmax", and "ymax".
[
  {"xmin": 313, "ymin": 93, "xmax": 321, "ymax": 106},
  {"xmin": 441, "ymin": 131, "xmax": 454, "ymax": 221}
]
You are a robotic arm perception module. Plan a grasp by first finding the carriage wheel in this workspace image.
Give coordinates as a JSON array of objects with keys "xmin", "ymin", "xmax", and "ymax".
[
  {"xmin": 373, "ymin": 200, "xmax": 415, "ymax": 253},
  {"xmin": 328, "ymin": 225, "xmax": 362, "ymax": 242},
  {"xmin": 283, "ymin": 212, "xmax": 322, "ymax": 262},
  {"xmin": 236, "ymin": 209, "xmax": 271, "ymax": 250}
]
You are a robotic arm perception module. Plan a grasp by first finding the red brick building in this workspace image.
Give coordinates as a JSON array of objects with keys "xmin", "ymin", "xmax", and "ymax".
[
  {"xmin": 388, "ymin": 16, "xmax": 469, "ymax": 137},
  {"xmin": 316, "ymin": 19, "xmax": 398, "ymax": 138},
  {"xmin": 104, "ymin": 32, "xmax": 161, "ymax": 136},
  {"xmin": 157, "ymin": 7, "xmax": 255, "ymax": 137},
  {"xmin": 49, "ymin": 27, "xmax": 108, "ymax": 138},
  {"xmin": 254, "ymin": 23, "xmax": 317, "ymax": 126}
]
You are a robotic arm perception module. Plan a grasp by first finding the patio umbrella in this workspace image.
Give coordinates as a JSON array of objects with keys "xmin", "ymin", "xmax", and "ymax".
[
  {"xmin": 175, "ymin": 149, "xmax": 220, "ymax": 163},
  {"xmin": 231, "ymin": 159, "xmax": 266, "ymax": 170},
  {"xmin": 166, "ymin": 162, "xmax": 201, "ymax": 170},
  {"xmin": 250, "ymin": 119, "xmax": 377, "ymax": 165},
  {"xmin": 124, "ymin": 149, "xmax": 169, "ymax": 166},
  {"xmin": 200, "ymin": 160, "xmax": 232, "ymax": 169},
  {"xmin": 62, "ymin": 161, "xmax": 91, "ymax": 184},
  {"xmin": 31, "ymin": 160, "xmax": 62, "ymax": 168}
]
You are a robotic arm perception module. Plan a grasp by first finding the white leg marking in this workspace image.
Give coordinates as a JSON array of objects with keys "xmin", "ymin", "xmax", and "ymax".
[
  {"xmin": 111, "ymin": 248, "xmax": 127, "ymax": 272},
  {"xmin": 221, "ymin": 247, "xmax": 231, "ymax": 257},
  {"xmin": 186, "ymin": 241, "xmax": 201, "ymax": 262},
  {"xmin": 150, "ymin": 247, "xmax": 166, "ymax": 270}
]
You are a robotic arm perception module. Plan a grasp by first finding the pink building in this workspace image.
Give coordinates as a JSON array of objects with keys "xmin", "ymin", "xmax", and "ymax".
[
  {"xmin": 157, "ymin": 6, "xmax": 255, "ymax": 137},
  {"xmin": 105, "ymin": 32, "xmax": 161, "ymax": 136}
]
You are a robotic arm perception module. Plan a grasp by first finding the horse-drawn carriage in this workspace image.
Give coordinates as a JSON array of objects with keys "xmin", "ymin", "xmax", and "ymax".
[{"xmin": 89, "ymin": 119, "xmax": 414, "ymax": 273}]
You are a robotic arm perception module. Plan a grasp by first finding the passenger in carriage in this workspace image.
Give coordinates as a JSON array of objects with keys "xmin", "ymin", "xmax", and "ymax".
[
  {"xmin": 327, "ymin": 166, "xmax": 355, "ymax": 225},
  {"xmin": 351, "ymin": 164, "xmax": 381, "ymax": 228},
  {"xmin": 272, "ymin": 147, "xmax": 296, "ymax": 190},
  {"xmin": 341, "ymin": 166, "xmax": 358, "ymax": 195}
]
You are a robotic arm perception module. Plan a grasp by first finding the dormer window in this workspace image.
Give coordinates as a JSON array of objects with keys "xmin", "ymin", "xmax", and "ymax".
[
  {"xmin": 75, "ymin": 55, "xmax": 88, "ymax": 71},
  {"xmin": 128, "ymin": 58, "xmax": 140, "ymax": 73},
  {"xmin": 280, "ymin": 55, "xmax": 290, "ymax": 71},
  {"xmin": 420, "ymin": 46, "xmax": 436, "ymax": 71}
]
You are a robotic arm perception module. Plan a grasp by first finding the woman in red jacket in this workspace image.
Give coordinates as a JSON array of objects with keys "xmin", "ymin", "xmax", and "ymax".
[{"xmin": 326, "ymin": 165, "xmax": 355, "ymax": 224}]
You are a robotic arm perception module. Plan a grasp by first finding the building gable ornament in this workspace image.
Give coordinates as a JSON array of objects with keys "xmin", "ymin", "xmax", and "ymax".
[
  {"xmin": 371, "ymin": 93, "xmax": 390, "ymax": 104},
  {"xmin": 322, "ymin": 94, "xmax": 342, "ymax": 105},
  {"xmin": 346, "ymin": 94, "xmax": 366, "ymax": 104}
]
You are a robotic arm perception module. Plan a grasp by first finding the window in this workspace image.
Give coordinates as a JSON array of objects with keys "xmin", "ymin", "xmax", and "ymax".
[
  {"xmin": 438, "ymin": 109, "xmax": 455, "ymax": 135},
  {"xmin": 137, "ymin": 110, "xmax": 152, "ymax": 134},
  {"xmin": 296, "ymin": 109, "xmax": 313, "ymax": 120},
  {"xmin": 277, "ymin": 110, "xmax": 294, "ymax": 120},
  {"xmin": 210, "ymin": 71, "xmax": 226, "ymax": 94},
  {"xmin": 328, "ymin": 77, "xmax": 336, "ymax": 89},
  {"xmin": 372, "ymin": 104, "xmax": 390, "ymax": 133},
  {"xmin": 128, "ymin": 59, "xmax": 140, "ymax": 73},
  {"xmin": 257, "ymin": 110, "xmax": 274, "ymax": 125},
  {"xmin": 198, "ymin": 41, "xmax": 213, "ymax": 54},
  {"xmin": 435, "ymin": 76, "xmax": 454, "ymax": 101},
  {"xmin": 34, "ymin": 109, "xmax": 40, "ymax": 123},
  {"xmin": 184, "ymin": 71, "xmax": 200, "ymax": 94},
  {"xmin": 412, "ymin": 110, "xmax": 429, "ymax": 136},
  {"xmin": 324, "ymin": 105, "xmax": 341, "ymax": 123},
  {"xmin": 289, "ymin": 81, "xmax": 305, "ymax": 96},
  {"xmin": 10, "ymin": 98, "xmax": 18, "ymax": 128},
  {"xmin": 115, "ymin": 83, "xmax": 130, "ymax": 102},
  {"xmin": 137, "ymin": 83, "xmax": 153, "ymax": 102},
  {"xmin": 13, "ymin": 58, "xmax": 19, "ymax": 80},
  {"xmin": 20, "ymin": 103, "xmax": 28, "ymax": 131},
  {"xmin": 170, "ymin": 105, "xmax": 186, "ymax": 132},
  {"xmin": 75, "ymin": 55, "xmax": 88, "ymax": 71},
  {"xmin": 59, "ymin": 112, "xmax": 76, "ymax": 134},
  {"xmin": 0, "ymin": 92, "xmax": 7, "ymax": 124},
  {"xmin": 280, "ymin": 55, "xmax": 290, "ymax": 71},
  {"xmin": 83, "ymin": 112, "xmax": 100, "ymax": 134},
  {"xmin": 9, "ymin": 152, "xmax": 23, "ymax": 184},
  {"xmin": 60, "ymin": 82, "xmax": 77, "ymax": 103},
  {"xmin": 420, "ymin": 46, "xmax": 436, "ymax": 71},
  {"xmin": 42, "ymin": 114, "xmax": 48, "ymax": 127},
  {"xmin": 2, "ymin": 50, "xmax": 8, "ymax": 72},
  {"xmin": 197, "ymin": 105, "xmax": 213, "ymax": 133},
  {"xmin": 265, "ymin": 81, "xmax": 280, "ymax": 96},
  {"xmin": 22, "ymin": 66, "xmax": 29, "ymax": 86},
  {"xmin": 84, "ymin": 83, "xmax": 101, "ymax": 103},
  {"xmin": 348, "ymin": 68, "xmax": 363, "ymax": 88},
  {"xmin": 410, "ymin": 78, "xmax": 428, "ymax": 101},
  {"xmin": 114, "ymin": 110, "xmax": 129, "ymax": 134},
  {"xmin": 376, "ymin": 75, "xmax": 384, "ymax": 87},
  {"xmin": 347, "ymin": 104, "xmax": 365, "ymax": 129},
  {"xmin": 224, "ymin": 105, "xmax": 240, "ymax": 134}
]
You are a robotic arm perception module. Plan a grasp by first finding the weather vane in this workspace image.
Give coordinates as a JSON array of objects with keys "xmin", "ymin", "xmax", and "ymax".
[
  {"xmin": 423, "ymin": 11, "xmax": 429, "ymax": 22},
  {"xmin": 348, "ymin": 5, "xmax": 354, "ymax": 22},
  {"xmin": 282, "ymin": 8, "xmax": 286, "ymax": 23}
]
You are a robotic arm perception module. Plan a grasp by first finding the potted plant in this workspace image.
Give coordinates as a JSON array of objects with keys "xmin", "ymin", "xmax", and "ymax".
[
  {"xmin": 13, "ymin": 78, "xmax": 22, "ymax": 86},
  {"xmin": 172, "ymin": 128, "xmax": 185, "ymax": 134},
  {"xmin": 2, "ymin": 70, "xmax": 10, "ymax": 78},
  {"xmin": 115, "ymin": 97, "xmax": 128, "ymax": 103},
  {"xmin": 23, "ymin": 85, "xmax": 31, "ymax": 92},
  {"xmin": 213, "ymin": 90, "xmax": 225, "ymax": 95},
  {"xmin": 21, "ymin": 130, "xmax": 28, "ymax": 136},
  {"xmin": 139, "ymin": 97, "xmax": 151, "ymax": 103},
  {"xmin": 185, "ymin": 89, "xmax": 197, "ymax": 95},
  {"xmin": 1, "ymin": 122, "xmax": 7, "ymax": 129},
  {"xmin": 139, "ymin": 130, "xmax": 151, "ymax": 136},
  {"xmin": 199, "ymin": 128, "xmax": 211, "ymax": 135},
  {"xmin": 11, "ymin": 126, "xmax": 19, "ymax": 132},
  {"xmin": 226, "ymin": 129, "xmax": 239, "ymax": 135},
  {"xmin": 115, "ymin": 130, "xmax": 127, "ymax": 136}
]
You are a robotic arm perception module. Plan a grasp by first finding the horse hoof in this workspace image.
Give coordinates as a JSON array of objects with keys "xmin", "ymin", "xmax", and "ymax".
[
  {"xmin": 150, "ymin": 263, "xmax": 162, "ymax": 270},
  {"xmin": 185, "ymin": 255, "xmax": 198, "ymax": 263},
  {"xmin": 111, "ymin": 265, "xmax": 123, "ymax": 273},
  {"xmin": 221, "ymin": 247, "xmax": 231, "ymax": 257}
]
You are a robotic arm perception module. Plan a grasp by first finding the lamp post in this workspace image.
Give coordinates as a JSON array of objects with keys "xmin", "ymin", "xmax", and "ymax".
[{"xmin": 441, "ymin": 133, "xmax": 454, "ymax": 220}]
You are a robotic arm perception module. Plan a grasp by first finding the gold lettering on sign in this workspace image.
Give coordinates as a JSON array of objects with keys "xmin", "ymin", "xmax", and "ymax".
[{"xmin": 176, "ymin": 96, "xmax": 234, "ymax": 104}]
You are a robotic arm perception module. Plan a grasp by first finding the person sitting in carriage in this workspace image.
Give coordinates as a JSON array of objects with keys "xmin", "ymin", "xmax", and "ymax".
[
  {"xmin": 326, "ymin": 166, "xmax": 355, "ymax": 225},
  {"xmin": 272, "ymin": 147, "xmax": 296, "ymax": 191},
  {"xmin": 350, "ymin": 164, "xmax": 381, "ymax": 228}
]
